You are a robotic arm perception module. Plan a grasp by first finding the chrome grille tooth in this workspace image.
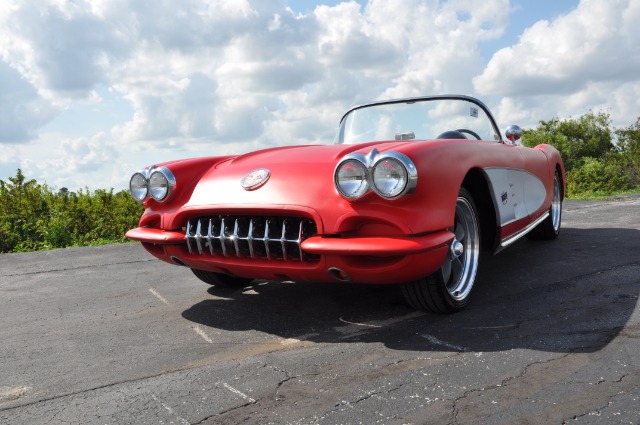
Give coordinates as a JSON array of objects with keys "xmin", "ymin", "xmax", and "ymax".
[
  {"xmin": 233, "ymin": 219, "xmax": 240, "ymax": 257},
  {"xmin": 248, "ymin": 219, "xmax": 255, "ymax": 259},
  {"xmin": 207, "ymin": 219, "xmax": 214, "ymax": 255},
  {"xmin": 298, "ymin": 220, "xmax": 304, "ymax": 261},
  {"xmin": 195, "ymin": 220, "xmax": 204, "ymax": 255},
  {"xmin": 280, "ymin": 219, "xmax": 288, "ymax": 260},
  {"xmin": 186, "ymin": 221, "xmax": 193, "ymax": 254},
  {"xmin": 219, "ymin": 218, "xmax": 227, "ymax": 257},
  {"xmin": 264, "ymin": 219, "xmax": 271, "ymax": 259}
]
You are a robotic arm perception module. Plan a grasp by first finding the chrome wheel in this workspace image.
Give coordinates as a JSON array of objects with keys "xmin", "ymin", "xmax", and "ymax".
[
  {"xmin": 551, "ymin": 172, "xmax": 562, "ymax": 232},
  {"xmin": 401, "ymin": 187, "xmax": 481, "ymax": 313},
  {"xmin": 442, "ymin": 195, "xmax": 481, "ymax": 301},
  {"xmin": 526, "ymin": 170, "xmax": 562, "ymax": 241}
]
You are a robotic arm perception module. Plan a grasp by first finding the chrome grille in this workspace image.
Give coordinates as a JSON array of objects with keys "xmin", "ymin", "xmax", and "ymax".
[{"xmin": 185, "ymin": 216, "xmax": 318, "ymax": 262}]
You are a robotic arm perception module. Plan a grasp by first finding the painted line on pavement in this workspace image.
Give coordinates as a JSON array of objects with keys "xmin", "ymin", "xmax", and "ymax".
[
  {"xmin": 148, "ymin": 287, "xmax": 171, "ymax": 306},
  {"xmin": 151, "ymin": 393, "xmax": 190, "ymax": 425},
  {"xmin": 222, "ymin": 382, "xmax": 256, "ymax": 403}
]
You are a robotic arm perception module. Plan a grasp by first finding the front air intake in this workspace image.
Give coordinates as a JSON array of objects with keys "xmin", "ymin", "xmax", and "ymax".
[{"xmin": 185, "ymin": 216, "xmax": 318, "ymax": 262}]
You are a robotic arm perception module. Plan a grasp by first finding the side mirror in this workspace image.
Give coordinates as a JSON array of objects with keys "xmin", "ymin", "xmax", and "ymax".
[{"xmin": 505, "ymin": 125, "xmax": 522, "ymax": 144}]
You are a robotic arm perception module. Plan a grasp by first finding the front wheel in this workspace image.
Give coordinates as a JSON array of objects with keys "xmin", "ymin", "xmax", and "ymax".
[
  {"xmin": 402, "ymin": 187, "xmax": 481, "ymax": 313},
  {"xmin": 191, "ymin": 269, "xmax": 253, "ymax": 288}
]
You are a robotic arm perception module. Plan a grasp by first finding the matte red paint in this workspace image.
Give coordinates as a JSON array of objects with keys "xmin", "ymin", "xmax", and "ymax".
[{"xmin": 126, "ymin": 136, "xmax": 564, "ymax": 285}]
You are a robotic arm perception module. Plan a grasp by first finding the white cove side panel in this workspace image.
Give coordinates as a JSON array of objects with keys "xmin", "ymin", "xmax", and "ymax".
[{"xmin": 484, "ymin": 168, "xmax": 547, "ymax": 226}]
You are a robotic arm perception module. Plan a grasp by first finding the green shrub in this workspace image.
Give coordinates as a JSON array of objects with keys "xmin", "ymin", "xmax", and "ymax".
[{"xmin": 0, "ymin": 169, "xmax": 143, "ymax": 253}]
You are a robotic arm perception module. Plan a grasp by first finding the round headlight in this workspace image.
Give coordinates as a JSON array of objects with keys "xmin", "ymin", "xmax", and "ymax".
[
  {"xmin": 149, "ymin": 171, "xmax": 170, "ymax": 201},
  {"xmin": 372, "ymin": 157, "xmax": 408, "ymax": 198},
  {"xmin": 130, "ymin": 173, "xmax": 148, "ymax": 203},
  {"xmin": 335, "ymin": 159, "xmax": 369, "ymax": 199}
]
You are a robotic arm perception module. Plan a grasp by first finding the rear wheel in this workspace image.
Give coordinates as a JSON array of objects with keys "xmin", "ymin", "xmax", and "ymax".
[
  {"xmin": 526, "ymin": 170, "xmax": 562, "ymax": 240},
  {"xmin": 402, "ymin": 187, "xmax": 481, "ymax": 313},
  {"xmin": 191, "ymin": 269, "xmax": 253, "ymax": 288}
]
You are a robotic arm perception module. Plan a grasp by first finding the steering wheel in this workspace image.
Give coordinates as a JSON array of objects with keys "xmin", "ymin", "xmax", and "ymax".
[{"xmin": 455, "ymin": 128, "xmax": 482, "ymax": 140}]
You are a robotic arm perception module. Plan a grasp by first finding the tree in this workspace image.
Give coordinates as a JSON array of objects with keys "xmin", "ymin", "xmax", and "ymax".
[
  {"xmin": 522, "ymin": 111, "xmax": 615, "ymax": 172},
  {"xmin": 614, "ymin": 117, "xmax": 640, "ymax": 188},
  {"xmin": 0, "ymin": 169, "xmax": 143, "ymax": 253}
]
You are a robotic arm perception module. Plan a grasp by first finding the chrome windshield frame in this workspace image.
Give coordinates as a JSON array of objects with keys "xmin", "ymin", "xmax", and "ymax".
[{"xmin": 336, "ymin": 94, "xmax": 504, "ymax": 144}]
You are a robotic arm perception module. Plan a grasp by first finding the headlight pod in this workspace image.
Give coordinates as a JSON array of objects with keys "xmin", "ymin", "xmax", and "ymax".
[
  {"xmin": 129, "ymin": 166, "xmax": 176, "ymax": 204},
  {"xmin": 334, "ymin": 149, "xmax": 417, "ymax": 200}
]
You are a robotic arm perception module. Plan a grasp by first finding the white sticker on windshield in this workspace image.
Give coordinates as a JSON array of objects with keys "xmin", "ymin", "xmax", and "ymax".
[{"xmin": 470, "ymin": 107, "xmax": 478, "ymax": 118}]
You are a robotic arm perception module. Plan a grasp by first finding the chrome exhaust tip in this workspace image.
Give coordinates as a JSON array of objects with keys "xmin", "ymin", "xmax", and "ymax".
[
  {"xmin": 170, "ymin": 256, "xmax": 188, "ymax": 267},
  {"xmin": 327, "ymin": 267, "xmax": 351, "ymax": 282}
]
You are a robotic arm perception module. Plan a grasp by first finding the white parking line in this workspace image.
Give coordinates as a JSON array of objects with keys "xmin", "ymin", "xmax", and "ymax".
[
  {"xmin": 222, "ymin": 382, "xmax": 256, "ymax": 403},
  {"xmin": 147, "ymin": 287, "xmax": 217, "ymax": 344},
  {"xmin": 191, "ymin": 324, "xmax": 213, "ymax": 343},
  {"xmin": 0, "ymin": 386, "xmax": 31, "ymax": 402},
  {"xmin": 148, "ymin": 287, "xmax": 171, "ymax": 306},
  {"xmin": 151, "ymin": 394, "xmax": 190, "ymax": 425}
]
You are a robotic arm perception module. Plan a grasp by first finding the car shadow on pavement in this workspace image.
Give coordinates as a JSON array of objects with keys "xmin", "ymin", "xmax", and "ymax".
[{"xmin": 182, "ymin": 227, "xmax": 640, "ymax": 354}]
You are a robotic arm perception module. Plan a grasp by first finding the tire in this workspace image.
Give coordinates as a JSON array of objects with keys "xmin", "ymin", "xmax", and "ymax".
[
  {"xmin": 526, "ymin": 171, "xmax": 562, "ymax": 240},
  {"xmin": 402, "ymin": 187, "xmax": 481, "ymax": 313},
  {"xmin": 191, "ymin": 269, "xmax": 253, "ymax": 288}
]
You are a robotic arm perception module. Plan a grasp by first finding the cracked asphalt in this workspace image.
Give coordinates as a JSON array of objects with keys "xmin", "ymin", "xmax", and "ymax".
[{"xmin": 0, "ymin": 198, "xmax": 639, "ymax": 424}]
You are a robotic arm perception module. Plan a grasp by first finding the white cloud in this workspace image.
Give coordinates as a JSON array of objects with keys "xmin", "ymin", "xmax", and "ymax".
[
  {"xmin": 1, "ymin": 0, "xmax": 639, "ymax": 190},
  {"xmin": 475, "ymin": 0, "xmax": 640, "ymax": 127}
]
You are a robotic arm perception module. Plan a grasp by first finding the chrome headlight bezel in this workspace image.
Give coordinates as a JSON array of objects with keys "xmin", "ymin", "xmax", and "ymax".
[
  {"xmin": 149, "ymin": 168, "xmax": 176, "ymax": 202},
  {"xmin": 334, "ymin": 149, "xmax": 417, "ymax": 201},
  {"xmin": 334, "ymin": 158, "xmax": 370, "ymax": 199},
  {"xmin": 371, "ymin": 152, "xmax": 417, "ymax": 199},
  {"xmin": 372, "ymin": 156, "xmax": 409, "ymax": 199},
  {"xmin": 130, "ymin": 172, "xmax": 149, "ymax": 204},
  {"xmin": 129, "ymin": 166, "xmax": 176, "ymax": 204}
]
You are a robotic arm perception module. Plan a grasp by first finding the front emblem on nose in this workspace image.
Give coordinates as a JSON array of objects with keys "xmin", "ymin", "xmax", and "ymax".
[{"xmin": 241, "ymin": 168, "xmax": 270, "ymax": 190}]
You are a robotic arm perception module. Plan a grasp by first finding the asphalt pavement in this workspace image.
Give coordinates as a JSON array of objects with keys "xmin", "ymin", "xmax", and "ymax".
[{"xmin": 0, "ymin": 198, "xmax": 639, "ymax": 424}]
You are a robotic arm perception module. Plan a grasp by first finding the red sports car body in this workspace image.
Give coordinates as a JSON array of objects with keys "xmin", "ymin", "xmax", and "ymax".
[{"xmin": 126, "ymin": 95, "xmax": 565, "ymax": 313}]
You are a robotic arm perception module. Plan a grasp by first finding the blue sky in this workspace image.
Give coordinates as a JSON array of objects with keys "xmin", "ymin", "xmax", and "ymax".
[{"xmin": 1, "ymin": 0, "xmax": 638, "ymax": 190}]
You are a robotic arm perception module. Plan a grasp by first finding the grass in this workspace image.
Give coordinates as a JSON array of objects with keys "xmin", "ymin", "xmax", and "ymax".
[{"xmin": 567, "ymin": 188, "xmax": 640, "ymax": 201}]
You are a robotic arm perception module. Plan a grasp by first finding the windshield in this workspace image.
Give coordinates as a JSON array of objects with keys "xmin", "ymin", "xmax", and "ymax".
[{"xmin": 335, "ymin": 97, "xmax": 501, "ymax": 145}]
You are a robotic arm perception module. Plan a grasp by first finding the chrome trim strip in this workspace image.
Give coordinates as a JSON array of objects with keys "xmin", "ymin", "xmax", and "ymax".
[{"xmin": 498, "ymin": 212, "xmax": 549, "ymax": 252}]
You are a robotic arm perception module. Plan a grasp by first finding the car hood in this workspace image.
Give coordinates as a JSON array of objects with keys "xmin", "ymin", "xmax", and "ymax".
[{"xmin": 186, "ymin": 141, "xmax": 410, "ymax": 210}]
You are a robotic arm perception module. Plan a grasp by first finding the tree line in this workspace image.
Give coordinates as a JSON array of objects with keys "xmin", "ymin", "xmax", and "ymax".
[
  {"xmin": 522, "ymin": 112, "xmax": 640, "ymax": 197},
  {"xmin": 1, "ymin": 111, "xmax": 639, "ymax": 253},
  {"xmin": 0, "ymin": 169, "xmax": 142, "ymax": 253}
]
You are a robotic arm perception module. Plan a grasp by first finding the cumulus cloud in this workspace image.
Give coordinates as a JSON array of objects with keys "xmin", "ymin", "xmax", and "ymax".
[
  {"xmin": 474, "ymin": 0, "xmax": 640, "ymax": 126},
  {"xmin": 2, "ymin": 0, "xmax": 638, "ymax": 190}
]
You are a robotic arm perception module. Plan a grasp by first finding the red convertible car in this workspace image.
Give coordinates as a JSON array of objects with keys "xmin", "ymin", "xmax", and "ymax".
[{"xmin": 126, "ymin": 95, "xmax": 564, "ymax": 314}]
